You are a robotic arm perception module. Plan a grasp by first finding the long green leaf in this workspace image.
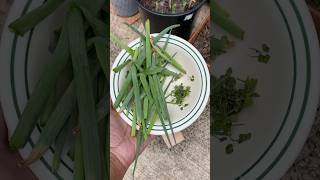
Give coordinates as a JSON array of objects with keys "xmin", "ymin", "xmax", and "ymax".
[
  {"xmin": 113, "ymin": 74, "xmax": 132, "ymax": 109},
  {"xmin": 162, "ymin": 30, "xmax": 172, "ymax": 50},
  {"xmin": 22, "ymin": 60, "xmax": 100, "ymax": 165},
  {"xmin": 52, "ymin": 109, "xmax": 77, "ymax": 173},
  {"xmin": 97, "ymin": 95, "xmax": 108, "ymax": 122},
  {"xmin": 113, "ymin": 59, "xmax": 132, "ymax": 73},
  {"xmin": 23, "ymin": 82, "xmax": 76, "ymax": 165},
  {"xmin": 133, "ymin": 130, "xmax": 144, "ymax": 177},
  {"xmin": 144, "ymin": 67, "xmax": 164, "ymax": 75},
  {"xmin": 99, "ymin": 110, "xmax": 108, "ymax": 180},
  {"xmin": 67, "ymin": 145, "xmax": 75, "ymax": 161},
  {"xmin": 131, "ymin": 106, "xmax": 137, "ymax": 136},
  {"xmin": 10, "ymin": 20, "xmax": 70, "ymax": 150},
  {"xmin": 74, "ymin": 0, "xmax": 102, "ymax": 15},
  {"xmin": 93, "ymin": 38, "xmax": 108, "ymax": 76},
  {"xmin": 153, "ymin": 24, "xmax": 180, "ymax": 43},
  {"xmin": 164, "ymin": 76, "xmax": 176, "ymax": 96},
  {"xmin": 131, "ymin": 66, "xmax": 144, "ymax": 134},
  {"xmin": 139, "ymin": 74, "xmax": 153, "ymax": 104},
  {"xmin": 143, "ymin": 98, "xmax": 149, "ymax": 120},
  {"xmin": 146, "ymin": 104, "xmax": 157, "ymax": 135},
  {"xmin": 74, "ymin": 134, "xmax": 84, "ymax": 180},
  {"xmin": 135, "ymin": 43, "xmax": 145, "ymax": 67},
  {"xmin": 213, "ymin": 10, "xmax": 245, "ymax": 39},
  {"xmin": 110, "ymin": 33, "xmax": 134, "ymax": 56},
  {"xmin": 80, "ymin": 7, "xmax": 107, "ymax": 38},
  {"xmin": 154, "ymin": 75, "xmax": 176, "ymax": 143},
  {"xmin": 153, "ymin": 45, "xmax": 186, "ymax": 74},
  {"xmin": 161, "ymin": 69, "xmax": 179, "ymax": 77},
  {"xmin": 113, "ymin": 48, "xmax": 139, "ymax": 108},
  {"xmin": 124, "ymin": 23, "xmax": 145, "ymax": 39},
  {"xmin": 39, "ymin": 62, "xmax": 73, "ymax": 127},
  {"xmin": 67, "ymin": 7, "xmax": 102, "ymax": 180},
  {"xmin": 105, "ymin": 110, "xmax": 110, "ymax": 180},
  {"xmin": 148, "ymin": 76, "xmax": 172, "ymax": 146},
  {"xmin": 39, "ymin": 88, "xmax": 56, "ymax": 127},
  {"xmin": 145, "ymin": 20, "xmax": 152, "ymax": 68},
  {"xmin": 125, "ymin": 23, "xmax": 179, "ymax": 44},
  {"xmin": 212, "ymin": 1, "xmax": 230, "ymax": 18},
  {"xmin": 9, "ymin": 0, "xmax": 65, "ymax": 35}
]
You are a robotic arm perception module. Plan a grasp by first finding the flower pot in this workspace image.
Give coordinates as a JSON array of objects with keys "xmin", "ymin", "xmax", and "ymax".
[
  {"xmin": 135, "ymin": 0, "xmax": 206, "ymax": 40},
  {"xmin": 111, "ymin": 0, "xmax": 138, "ymax": 17}
]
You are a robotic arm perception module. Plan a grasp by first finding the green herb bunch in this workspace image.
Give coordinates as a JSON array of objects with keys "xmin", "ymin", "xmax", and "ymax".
[
  {"xmin": 211, "ymin": 1, "xmax": 273, "ymax": 154},
  {"xmin": 168, "ymin": 83, "xmax": 191, "ymax": 110},
  {"xmin": 8, "ymin": 0, "xmax": 108, "ymax": 179},
  {"xmin": 111, "ymin": 20, "xmax": 191, "ymax": 176},
  {"xmin": 211, "ymin": 68, "xmax": 259, "ymax": 154}
]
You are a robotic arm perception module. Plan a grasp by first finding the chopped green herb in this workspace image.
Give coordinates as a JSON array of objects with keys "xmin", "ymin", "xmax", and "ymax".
[
  {"xmin": 211, "ymin": 68, "xmax": 258, "ymax": 154},
  {"xmin": 179, "ymin": 103, "xmax": 189, "ymax": 111},
  {"xmin": 190, "ymin": 75, "xmax": 195, "ymax": 81},
  {"xmin": 262, "ymin": 43, "xmax": 270, "ymax": 52},
  {"xmin": 257, "ymin": 54, "xmax": 270, "ymax": 63},
  {"xmin": 249, "ymin": 44, "xmax": 271, "ymax": 64},
  {"xmin": 225, "ymin": 144, "xmax": 234, "ymax": 154},
  {"xmin": 238, "ymin": 133, "xmax": 252, "ymax": 144},
  {"xmin": 168, "ymin": 83, "xmax": 191, "ymax": 109}
]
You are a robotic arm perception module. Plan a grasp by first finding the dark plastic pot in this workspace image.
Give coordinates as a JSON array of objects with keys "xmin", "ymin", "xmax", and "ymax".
[
  {"xmin": 112, "ymin": 0, "xmax": 138, "ymax": 17},
  {"xmin": 135, "ymin": 0, "xmax": 206, "ymax": 40}
]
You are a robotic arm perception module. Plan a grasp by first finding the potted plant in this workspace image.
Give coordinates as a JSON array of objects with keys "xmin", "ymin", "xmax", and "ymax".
[
  {"xmin": 306, "ymin": 0, "xmax": 320, "ymax": 39},
  {"xmin": 135, "ymin": 0, "xmax": 206, "ymax": 39},
  {"xmin": 111, "ymin": 0, "xmax": 138, "ymax": 17}
]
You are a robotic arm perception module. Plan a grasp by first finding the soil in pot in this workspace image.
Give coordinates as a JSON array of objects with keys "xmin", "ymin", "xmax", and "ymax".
[
  {"xmin": 139, "ymin": 0, "xmax": 202, "ymax": 14},
  {"xmin": 136, "ymin": 0, "xmax": 206, "ymax": 39}
]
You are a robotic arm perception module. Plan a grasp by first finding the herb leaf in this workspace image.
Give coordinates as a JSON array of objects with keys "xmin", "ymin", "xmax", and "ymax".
[
  {"xmin": 225, "ymin": 144, "xmax": 234, "ymax": 154},
  {"xmin": 238, "ymin": 133, "xmax": 252, "ymax": 144}
]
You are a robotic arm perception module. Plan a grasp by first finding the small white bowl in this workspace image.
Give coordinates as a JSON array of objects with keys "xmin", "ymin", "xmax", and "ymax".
[{"xmin": 110, "ymin": 34, "xmax": 210, "ymax": 135}]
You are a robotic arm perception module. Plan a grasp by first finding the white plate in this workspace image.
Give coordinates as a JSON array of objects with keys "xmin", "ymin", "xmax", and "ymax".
[
  {"xmin": 0, "ymin": 0, "xmax": 73, "ymax": 179},
  {"xmin": 213, "ymin": 0, "xmax": 320, "ymax": 179},
  {"xmin": 110, "ymin": 34, "xmax": 210, "ymax": 135}
]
